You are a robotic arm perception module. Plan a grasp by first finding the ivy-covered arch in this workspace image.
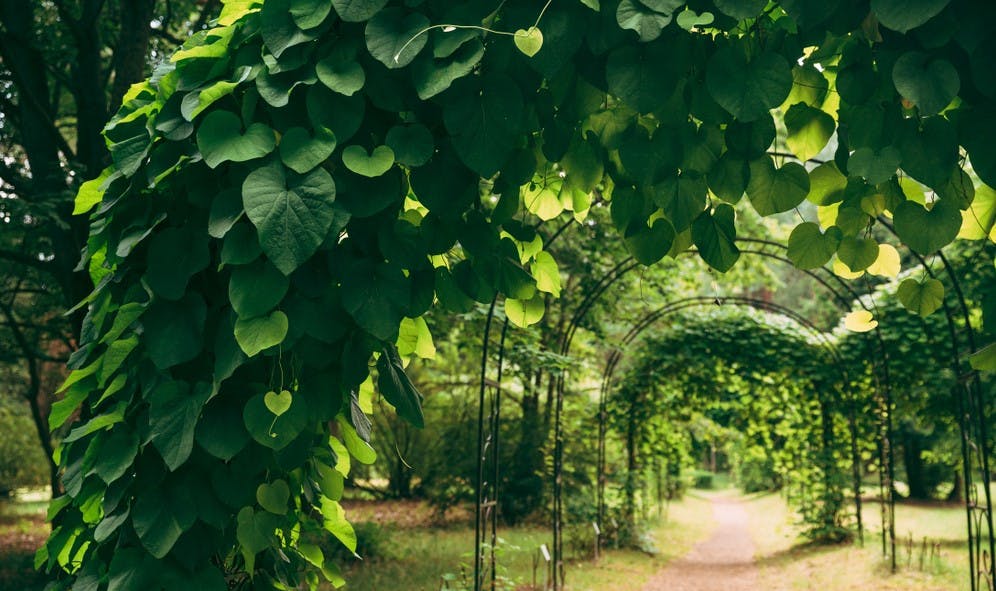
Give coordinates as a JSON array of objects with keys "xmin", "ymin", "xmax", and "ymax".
[
  {"xmin": 46, "ymin": 0, "xmax": 996, "ymax": 589},
  {"xmin": 599, "ymin": 298, "xmax": 862, "ymax": 531}
]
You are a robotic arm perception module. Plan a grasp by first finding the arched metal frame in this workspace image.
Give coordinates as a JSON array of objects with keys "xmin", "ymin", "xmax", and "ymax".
[
  {"xmin": 549, "ymin": 239, "xmax": 899, "ymax": 591},
  {"xmin": 877, "ymin": 218, "xmax": 995, "ymax": 591},
  {"xmin": 473, "ymin": 299, "xmax": 510, "ymax": 591},
  {"xmin": 469, "ymin": 226, "xmax": 993, "ymax": 591},
  {"xmin": 597, "ymin": 295, "xmax": 860, "ymax": 535}
]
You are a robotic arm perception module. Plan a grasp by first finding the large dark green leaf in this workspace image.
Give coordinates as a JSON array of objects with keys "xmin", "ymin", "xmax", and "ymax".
[
  {"xmin": 364, "ymin": 8, "xmax": 430, "ymax": 68},
  {"xmin": 148, "ymin": 381, "xmax": 211, "ymax": 471},
  {"xmin": 443, "ymin": 75, "xmax": 523, "ymax": 177},
  {"xmin": 786, "ymin": 222, "xmax": 842, "ymax": 269},
  {"xmin": 892, "ymin": 52, "xmax": 959, "ymax": 116},
  {"xmin": 706, "ymin": 48, "xmax": 792, "ymax": 122},
  {"xmin": 196, "ymin": 111, "xmax": 276, "ymax": 169},
  {"xmin": 229, "ymin": 259, "xmax": 290, "ymax": 319},
  {"xmin": 607, "ymin": 43, "xmax": 678, "ymax": 114},
  {"xmin": 143, "ymin": 293, "xmax": 206, "ymax": 369},
  {"xmin": 746, "ymin": 159, "xmax": 810, "ymax": 215},
  {"xmin": 893, "ymin": 198, "xmax": 961, "ymax": 254},
  {"xmin": 872, "ymin": 0, "xmax": 951, "ymax": 33},
  {"xmin": 691, "ymin": 204, "xmax": 740, "ymax": 272},
  {"xmin": 332, "ymin": 0, "xmax": 388, "ymax": 22},
  {"xmin": 242, "ymin": 162, "xmax": 337, "ymax": 275},
  {"xmin": 145, "ymin": 226, "xmax": 210, "ymax": 300},
  {"xmin": 624, "ymin": 219, "xmax": 675, "ymax": 265},
  {"xmin": 376, "ymin": 344, "xmax": 425, "ymax": 428}
]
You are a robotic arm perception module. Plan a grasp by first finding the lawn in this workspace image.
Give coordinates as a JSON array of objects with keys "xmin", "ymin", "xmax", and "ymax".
[
  {"xmin": 0, "ymin": 486, "xmax": 979, "ymax": 590},
  {"xmin": 745, "ymin": 492, "xmax": 968, "ymax": 591}
]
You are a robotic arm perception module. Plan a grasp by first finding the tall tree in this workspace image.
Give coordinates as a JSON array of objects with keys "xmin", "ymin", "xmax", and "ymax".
[{"xmin": 0, "ymin": 0, "xmax": 220, "ymax": 492}]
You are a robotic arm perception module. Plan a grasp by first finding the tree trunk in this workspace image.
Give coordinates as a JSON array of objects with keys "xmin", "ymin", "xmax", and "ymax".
[{"xmin": 901, "ymin": 428, "xmax": 930, "ymax": 499}]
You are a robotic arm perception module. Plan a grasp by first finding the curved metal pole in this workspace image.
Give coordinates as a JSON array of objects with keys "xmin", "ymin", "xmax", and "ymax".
[
  {"xmin": 555, "ymin": 235, "xmax": 897, "ymax": 581},
  {"xmin": 597, "ymin": 296, "xmax": 854, "ymax": 531},
  {"xmin": 877, "ymin": 218, "xmax": 995, "ymax": 589},
  {"xmin": 489, "ymin": 318, "xmax": 509, "ymax": 591},
  {"xmin": 474, "ymin": 298, "xmax": 497, "ymax": 591}
]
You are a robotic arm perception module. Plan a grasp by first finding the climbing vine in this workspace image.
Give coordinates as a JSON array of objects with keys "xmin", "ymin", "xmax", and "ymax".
[{"xmin": 43, "ymin": 0, "xmax": 996, "ymax": 588}]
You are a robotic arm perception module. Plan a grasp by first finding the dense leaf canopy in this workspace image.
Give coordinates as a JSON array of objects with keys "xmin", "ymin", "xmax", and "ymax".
[{"xmin": 43, "ymin": 0, "xmax": 996, "ymax": 588}]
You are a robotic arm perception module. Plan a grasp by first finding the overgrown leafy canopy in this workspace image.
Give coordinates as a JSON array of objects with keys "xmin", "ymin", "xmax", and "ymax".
[{"xmin": 47, "ymin": 0, "xmax": 996, "ymax": 588}]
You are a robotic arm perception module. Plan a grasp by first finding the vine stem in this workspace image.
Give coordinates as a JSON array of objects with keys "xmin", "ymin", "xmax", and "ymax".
[{"xmin": 393, "ymin": 0, "xmax": 554, "ymax": 63}]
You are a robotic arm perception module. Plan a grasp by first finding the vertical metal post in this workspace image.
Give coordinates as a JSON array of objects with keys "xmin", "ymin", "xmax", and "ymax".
[{"xmin": 473, "ymin": 299, "xmax": 497, "ymax": 591}]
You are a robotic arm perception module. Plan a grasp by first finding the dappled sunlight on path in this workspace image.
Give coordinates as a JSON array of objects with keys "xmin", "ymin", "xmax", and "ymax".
[{"xmin": 642, "ymin": 496, "xmax": 758, "ymax": 591}]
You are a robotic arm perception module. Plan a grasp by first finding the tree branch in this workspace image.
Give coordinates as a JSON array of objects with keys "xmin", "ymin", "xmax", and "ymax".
[
  {"xmin": 193, "ymin": 0, "xmax": 221, "ymax": 32},
  {"xmin": 150, "ymin": 26, "xmax": 184, "ymax": 46}
]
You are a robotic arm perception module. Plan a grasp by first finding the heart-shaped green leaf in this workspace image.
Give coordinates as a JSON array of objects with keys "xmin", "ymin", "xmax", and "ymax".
[
  {"xmin": 342, "ymin": 145, "xmax": 395, "ymax": 177},
  {"xmin": 243, "ymin": 390, "xmax": 308, "ymax": 450},
  {"xmin": 746, "ymin": 159, "xmax": 810, "ymax": 216},
  {"xmin": 607, "ymin": 44, "xmax": 677, "ymax": 114},
  {"xmin": 256, "ymin": 480, "xmax": 291, "ymax": 515},
  {"xmin": 707, "ymin": 48, "xmax": 792, "ymax": 122},
  {"xmin": 504, "ymin": 295, "xmax": 546, "ymax": 328},
  {"xmin": 316, "ymin": 51, "xmax": 366, "ymax": 96},
  {"xmin": 290, "ymin": 0, "xmax": 332, "ymax": 29},
  {"xmin": 385, "ymin": 124, "xmax": 434, "ymax": 167},
  {"xmin": 332, "ymin": 0, "xmax": 388, "ymax": 22},
  {"xmin": 242, "ymin": 162, "xmax": 337, "ymax": 275},
  {"xmin": 787, "ymin": 222, "xmax": 842, "ymax": 269},
  {"xmin": 849, "ymin": 146, "xmax": 901, "ymax": 184},
  {"xmin": 365, "ymin": 8, "xmax": 430, "ymax": 68},
  {"xmin": 691, "ymin": 204, "xmax": 739, "ymax": 272},
  {"xmin": 893, "ymin": 51, "xmax": 960, "ymax": 116},
  {"xmin": 784, "ymin": 103, "xmax": 835, "ymax": 161},
  {"xmin": 616, "ymin": 0, "xmax": 673, "ymax": 42},
  {"xmin": 675, "ymin": 8, "xmax": 714, "ymax": 30},
  {"xmin": 707, "ymin": 154, "xmax": 749, "ymax": 203},
  {"xmin": 970, "ymin": 343, "xmax": 996, "ymax": 372},
  {"xmin": 261, "ymin": 0, "xmax": 312, "ymax": 58},
  {"xmin": 625, "ymin": 219, "xmax": 676, "ymax": 266},
  {"xmin": 651, "ymin": 174, "xmax": 708, "ymax": 233},
  {"xmin": 229, "ymin": 259, "xmax": 289, "ymax": 319},
  {"xmin": 897, "ymin": 277, "xmax": 945, "ymax": 317},
  {"xmin": 837, "ymin": 236, "xmax": 880, "ymax": 272},
  {"xmin": 234, "ymin": 311, "xmax": 289, "ymax": 357},
  {"xmin": 806, "ymin": 162, "xmax": 848, "ymax": 206},
  {"xmin": 263, "ymin": 389, "xmax": 293, "ymax": 417},
  {"xmin": 871, "ymin": 0, "xmax": 951, "ymax": 33},
  {"xmin": 279, "ymin": 126, "xmax": 337, "ymax": 173},
  {"xmin": 513, "ymin": 27, "xmax": 544, "ymax": 57},
  {"xmin": 893, "ymin": 198, "xmax": 962, "ymax": 254},
  {"xmin": 196, "ymin": 111, "xmax": 276, "ymax": 169}
]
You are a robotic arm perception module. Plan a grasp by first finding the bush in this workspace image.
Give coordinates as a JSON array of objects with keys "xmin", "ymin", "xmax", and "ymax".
[
  {"xmin": 0, "ymin": 400, "xmax": 48, "ymax": 495},
  {"xmin": 323, "ymin": 521, "xmax": 392, "ymax": 564},
  {"xmin": 691, "ymin": 470, "xmax": 714, "ymax": 490}
]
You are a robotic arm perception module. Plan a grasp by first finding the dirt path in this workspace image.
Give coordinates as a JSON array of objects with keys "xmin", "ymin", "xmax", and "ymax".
[{"xmin": 642, "ymin": 496, "xmax": 758, "ymax": 591}]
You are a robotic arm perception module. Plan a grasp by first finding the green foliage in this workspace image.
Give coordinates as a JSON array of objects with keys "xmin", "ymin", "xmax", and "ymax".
[
  {"xmin": 0, "ymin": 400, "xmax": 49, "ymax": 494},
  {"xmin": 47, "ymin": 0, "xmax": 996, "ymax": 588}
]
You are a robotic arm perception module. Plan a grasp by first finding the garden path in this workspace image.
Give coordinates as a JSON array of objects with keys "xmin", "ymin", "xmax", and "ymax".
[{"xmin": 642, "ymin": 496, "xmax": 758, "ymax": 591}]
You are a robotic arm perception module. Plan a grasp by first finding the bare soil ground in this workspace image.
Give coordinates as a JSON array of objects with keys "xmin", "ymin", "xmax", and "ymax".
[{"xmin": 642, "ymin": 496, "xmax": 758, "ymax": 591}]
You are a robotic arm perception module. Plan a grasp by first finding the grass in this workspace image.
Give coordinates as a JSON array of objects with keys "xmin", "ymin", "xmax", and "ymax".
[
  {"xmin": 336, "ymin": 493, "xmax": 715, "ymax": 590},
  {"xmin": 744, "ymin": 491, "xmax": 968, "ymax": 591},
  {"xmin": 0, "ymin": 485, "xmax": 979, "ymax": 591},
  {"xmin": 0, "ymin": 496, "xmax": 49, "ymax": 591}
]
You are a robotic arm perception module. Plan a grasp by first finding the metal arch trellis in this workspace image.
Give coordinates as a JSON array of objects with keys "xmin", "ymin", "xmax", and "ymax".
[
  {"xmin": 875, "ymin": 218, "xmax": 996, "ymax": 591},
  {"xmin": 471, "ymin": 227, "xmax": 991, "ymax": 591},
  {"xmin": 473, "ymin": 299, "xmax": 510, "ymax": 591},
  {"xmin": 547, "ymin": 236, "xmax": 899, "ymax": 590},
  {"xmin": 596, "ymin": 296, "xmax": 861, "ymax": 537}
]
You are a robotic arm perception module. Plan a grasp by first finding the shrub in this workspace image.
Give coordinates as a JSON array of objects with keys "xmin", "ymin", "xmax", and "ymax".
[{"xmin": 0, "ymin": 399, "xmax": 48, "ymax": 495}]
